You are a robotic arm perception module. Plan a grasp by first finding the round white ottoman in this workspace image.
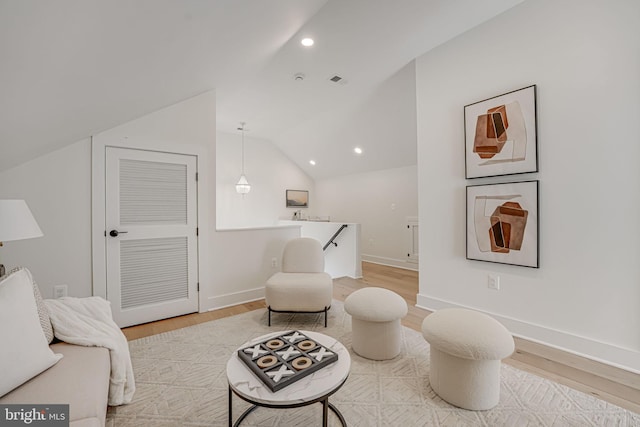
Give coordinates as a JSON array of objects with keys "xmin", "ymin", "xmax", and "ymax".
[
  {"xmin": 344, "ymin": 287, "xmax": 408, "ymax": 360},
  {"xmin": 422, "ymin": 308, "xmax": 514, "ymax": 410}
]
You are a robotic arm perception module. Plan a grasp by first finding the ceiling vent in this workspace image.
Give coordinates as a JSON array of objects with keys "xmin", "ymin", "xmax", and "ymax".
[{"xmin": 328, "ymin": 75, "xmax": 348, "ymax": 85}]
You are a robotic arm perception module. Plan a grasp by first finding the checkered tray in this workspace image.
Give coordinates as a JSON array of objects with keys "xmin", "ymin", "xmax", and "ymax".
[{"xmin": 237, "ymin": 330, "xmax": 339, "ymax": 392}]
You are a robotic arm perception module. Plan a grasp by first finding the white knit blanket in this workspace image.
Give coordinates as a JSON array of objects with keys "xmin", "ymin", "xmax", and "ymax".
[{"xmin": 44, "ymin": 296, "xmax": 135, "ymax": 406}]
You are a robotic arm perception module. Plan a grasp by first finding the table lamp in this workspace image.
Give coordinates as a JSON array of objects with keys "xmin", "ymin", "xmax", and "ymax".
[{"xmin": 0, "ymin": 200, "xmax": 43, "ymax": 277}]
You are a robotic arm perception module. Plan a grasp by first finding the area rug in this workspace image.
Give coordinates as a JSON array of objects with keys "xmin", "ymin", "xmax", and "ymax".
[{"xmin": 107, "ymin": 301, "xmax": 639, "ymax": 426}]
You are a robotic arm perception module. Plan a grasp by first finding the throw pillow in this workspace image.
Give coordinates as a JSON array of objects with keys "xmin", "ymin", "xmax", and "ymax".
[
  {"xmin": 2, "ymin": 267, "xmax": 54, "ymax": 343},
  {"xmin": 0, "ymin": 269, "xmax": 62, "ymax": 397}
]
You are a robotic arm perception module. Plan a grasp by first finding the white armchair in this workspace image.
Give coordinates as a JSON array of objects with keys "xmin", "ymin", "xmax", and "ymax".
[{"xmin": 265, "ymin": 238, "xmax": 333, "ymax": 327}]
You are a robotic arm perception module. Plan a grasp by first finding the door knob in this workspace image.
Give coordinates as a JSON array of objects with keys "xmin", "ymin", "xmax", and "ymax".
[{"xmin": 109, "ymin": 230, "xmax": 128, "ymax": 237}]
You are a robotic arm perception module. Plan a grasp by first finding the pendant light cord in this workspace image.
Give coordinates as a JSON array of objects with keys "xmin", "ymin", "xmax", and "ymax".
[{"xmin": 239, "ymin": 122, "xmax": 246, "ymax": 174}]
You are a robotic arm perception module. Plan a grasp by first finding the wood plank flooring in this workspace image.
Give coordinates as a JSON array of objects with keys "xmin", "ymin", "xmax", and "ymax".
[{"xmin": 122, "ymin": 262, "xmax": 640, "ymax": 413}]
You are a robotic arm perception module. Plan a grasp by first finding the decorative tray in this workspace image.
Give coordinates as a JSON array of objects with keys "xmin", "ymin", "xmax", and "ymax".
[{"xmin": 237, "ymin": 330, "xmax": 338, "ymax": 392}]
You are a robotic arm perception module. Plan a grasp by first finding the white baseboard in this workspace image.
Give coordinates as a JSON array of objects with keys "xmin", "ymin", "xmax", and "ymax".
[
  {"xmin": 362, "ymin": 254, "xmax": 418, "ymax": 271},
  {"xmin": 205, "ymin": 287, "xmax": 265, "ymax": 311},
  {"xmin": 417, "ymin": 294, "xmax": 640, "ymax": 375}
]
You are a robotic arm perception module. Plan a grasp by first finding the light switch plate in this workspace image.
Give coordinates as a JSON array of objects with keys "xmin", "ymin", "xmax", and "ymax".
[
  {"xmin": 488, "ymin": 274, "xmax": 500, "ymax": 290},
  {"xmin": 54, "ymin": 284, "xmax": 68, "ymax": 298}
]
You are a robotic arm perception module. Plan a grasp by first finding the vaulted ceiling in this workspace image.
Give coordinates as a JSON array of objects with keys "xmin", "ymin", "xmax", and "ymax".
[{"xmin": 0, "ymin": 0, "xmax": 523, "ymax": 178}]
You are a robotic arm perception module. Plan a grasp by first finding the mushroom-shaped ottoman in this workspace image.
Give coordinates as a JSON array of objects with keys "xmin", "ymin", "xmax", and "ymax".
[
  {"xmin": 422, "ymin": 308, "xmax": 514, "ymax": 410},
  {"xmin": 344, "ymin": 287, "xmax": 408, "ymax": 360}
]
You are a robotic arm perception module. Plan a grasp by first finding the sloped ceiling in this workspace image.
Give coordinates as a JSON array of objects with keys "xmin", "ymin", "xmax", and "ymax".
[{"xmin": 0, "ymin": 0, "xmax": 523, "ymax": 178}]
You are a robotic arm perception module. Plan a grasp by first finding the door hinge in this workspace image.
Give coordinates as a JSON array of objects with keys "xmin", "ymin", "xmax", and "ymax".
[
  {"xmin": 197, "ymin": 282, "xmax": 200, "ymax": 292},
  {"xmin": 196, "ymin": 227, "xmax": 199, "ymax": 236},
  {"xmin": 195, "ymin": 172, "xmax": 199, "ymax": 181},
  {"xmin": 104, "ymin": 230, "xmax": 107, "ymax": 236}
]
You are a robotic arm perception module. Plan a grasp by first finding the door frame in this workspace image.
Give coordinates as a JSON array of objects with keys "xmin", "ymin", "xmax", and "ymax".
[{"xmin": 91, "ymin": 136, "xmax": 211, "ymax": 314}]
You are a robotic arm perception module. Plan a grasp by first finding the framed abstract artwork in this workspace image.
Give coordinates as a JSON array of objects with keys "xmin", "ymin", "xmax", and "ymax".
[
  {"xmin": 466, "ymin": 180, "xmax": 539, "ymax": 268},
  {"xmin": 464, "ymin": 85, "xmax": 538, "ymax": 179},
  {"xmin": 286, "ymin": 189, "xmax": 309, "ymax": 208}
]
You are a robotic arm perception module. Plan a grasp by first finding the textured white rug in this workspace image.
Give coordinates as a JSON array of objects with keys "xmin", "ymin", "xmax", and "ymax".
[{"xmin": 107, "ymin": 301, "xmax": 639, "ymax": 426}]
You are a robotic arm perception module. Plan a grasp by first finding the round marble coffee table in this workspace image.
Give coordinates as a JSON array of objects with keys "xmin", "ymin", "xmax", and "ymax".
[{"xmin": 227, "ymin": 330, "xmax": 350, "ymax": 427}]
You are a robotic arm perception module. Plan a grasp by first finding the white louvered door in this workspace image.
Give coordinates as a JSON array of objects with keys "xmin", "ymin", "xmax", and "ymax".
[{"xmin": 105, "ymin": 147, "xmax": 198, "ymax": 327}]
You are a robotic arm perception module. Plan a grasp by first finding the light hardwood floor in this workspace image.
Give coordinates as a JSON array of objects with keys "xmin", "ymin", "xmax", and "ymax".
[{"xmin": 122, "ymin": 262, "xmax": 640, "ymax": 413}]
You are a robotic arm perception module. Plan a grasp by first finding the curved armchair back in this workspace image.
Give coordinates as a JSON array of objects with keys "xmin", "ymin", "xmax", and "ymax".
[{"xmin": 282, "ymin": 237, "xmax": 325, "ymax": 273}]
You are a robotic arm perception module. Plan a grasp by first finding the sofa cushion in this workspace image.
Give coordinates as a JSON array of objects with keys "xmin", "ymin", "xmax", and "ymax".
[
  {"xmin": 0, "ymin": 343, "xmax": 110, "ymax": 427},
  {"xmin": 0, "ymin": 269, "xmax": 62, "ymax": 397},
  {"xmin": 1, "ymin": 266, "xmax": 54, "ymax": 343}
]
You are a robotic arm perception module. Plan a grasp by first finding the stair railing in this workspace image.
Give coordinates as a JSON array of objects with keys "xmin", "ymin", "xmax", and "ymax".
[{"xmin": 323, "ymin": 224, "xmax": 348, "ymax": 251}]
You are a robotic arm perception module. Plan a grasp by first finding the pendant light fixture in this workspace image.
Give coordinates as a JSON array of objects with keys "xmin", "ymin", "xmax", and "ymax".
[{"xmin": 235, "ymin": 122, "xmax": 251, "ymax": 195}]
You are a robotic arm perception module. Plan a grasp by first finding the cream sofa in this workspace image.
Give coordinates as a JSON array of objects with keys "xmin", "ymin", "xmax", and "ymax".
[{"xmin": 0, "ymin": 268, "xmax": 111, "ymax": 427}]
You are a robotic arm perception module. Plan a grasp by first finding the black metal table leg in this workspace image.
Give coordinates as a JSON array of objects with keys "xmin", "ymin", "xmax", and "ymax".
[
  {"xmin": 228, "ymin": 386, "xmax": 232, "ymax": 427},
  {"xmin": 322, "ymin": 398, "xmax": 328, "ymax": 427},
  {"xmin": 229, "ymin": 388, "xmax": 347, "ymax": 427},
  {"xmin": 329, "ymin": 402, "xmax": 347, "ymax": 426}
]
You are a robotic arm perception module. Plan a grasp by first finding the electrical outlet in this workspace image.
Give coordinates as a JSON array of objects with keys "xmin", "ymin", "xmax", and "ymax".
[
  {"xmin": 54, "ymin": 284, "xmax": 68, "ymax": 299},
  {"xmin": 271, "ymin": 257, "xmax": 278, "ymax": 268},
  {"xmin": 488, "ymin": 274, "xmax": 500, "ymax": 290}
]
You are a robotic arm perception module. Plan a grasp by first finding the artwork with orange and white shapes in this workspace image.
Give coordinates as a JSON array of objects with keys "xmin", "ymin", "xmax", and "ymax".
[
  {"xmin": 466, "ymin": 181, "xmax": 539, "ymax": 268},
  {"xmin": 465, "ymin": 85, "xmax": 537, "ymax": 179}
]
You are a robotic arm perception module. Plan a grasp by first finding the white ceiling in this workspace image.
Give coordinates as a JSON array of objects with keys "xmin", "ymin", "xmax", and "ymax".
[{"xmin": 0, "ymin": 0, "xmax": 523, "ymax": 178}]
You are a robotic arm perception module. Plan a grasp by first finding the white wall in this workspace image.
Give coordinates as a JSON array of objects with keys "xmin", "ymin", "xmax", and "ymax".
[
  {"xmin": 416, "ymin": 0, "xmax": 640, "ymax": 372},
  {"xmin": 315, "ymin": 165, "xmax": 418, "ymax": 270},
  {"xmin": 216, "ymin": 131, "xmax": 315, "ymax": 228},
  {"xmin": 280, "ymin": 221, "xmax": 362, "ymax": 279},
  {"xmin": 209, "ymin": 225, "xmax": 300, "ymax": 309},
  {"xmin": 0, "ymin": 91, "xmax": 303, "ymax": 313},
  {"xmin": 0, "ymin": 140, "xmax": 92, "ymax": 298}
]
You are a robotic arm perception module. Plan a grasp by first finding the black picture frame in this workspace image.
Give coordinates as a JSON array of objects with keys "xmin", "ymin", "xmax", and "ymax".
[
  {"xmin": 466, "ymin": 180, "xmax": 539, "ymax": 268},
  {"xmin": 464, "ymin": 85, "xmax": 538, "ymax": 179}
]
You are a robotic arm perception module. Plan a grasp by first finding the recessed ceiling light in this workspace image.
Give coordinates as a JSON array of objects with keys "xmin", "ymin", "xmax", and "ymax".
[
  {"xmin": 354, "ymin": 147, "xmax": 363, "ymax": 155},
  {"xmin": 301, "ymin": 38, "xmax": 314, "ymax": 47},
  {"xmin": 309, "ymin": 160, "xmax": 316, "ymax": 165}
]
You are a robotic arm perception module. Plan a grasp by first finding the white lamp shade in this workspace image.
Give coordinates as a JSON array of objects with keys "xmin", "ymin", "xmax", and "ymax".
[
  {"xmin": 235, "ymin": 175, "xmax": 251, "ymax": 194},
  {"xmin": 0, "ymin": 200, "xmax": 44, "ymax": 242}
]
